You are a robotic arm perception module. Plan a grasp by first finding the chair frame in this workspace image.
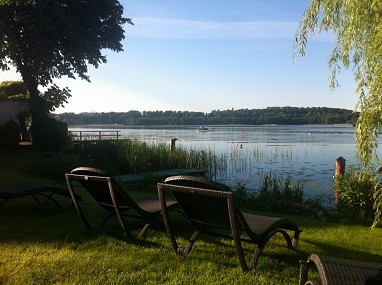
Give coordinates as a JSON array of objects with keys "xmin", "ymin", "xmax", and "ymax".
[
  {"xmin": 65, "ymin": 167, "xmax": 178, "ymax": 238},
  {"xmin": 158, "ymin": 177, "xmax": 302, "ymax": 271}
]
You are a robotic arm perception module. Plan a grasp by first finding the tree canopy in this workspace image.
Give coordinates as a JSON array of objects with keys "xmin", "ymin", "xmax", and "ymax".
[
  {"xmin": 0, "ymin": 0, "xmax": 132, "ymax": 143},
  {"xmin": 54, "ymin": 107, "xmax": 358, "ymax": 126},
  {"xmin": 295, "ymin": 0, "xmax": 382, "ymax": 227}
]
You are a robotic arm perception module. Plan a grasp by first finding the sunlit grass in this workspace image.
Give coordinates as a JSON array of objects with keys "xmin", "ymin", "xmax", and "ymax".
[{"xmin": 1, "ymin": 195, "xmax": 381, "ymax": 285}]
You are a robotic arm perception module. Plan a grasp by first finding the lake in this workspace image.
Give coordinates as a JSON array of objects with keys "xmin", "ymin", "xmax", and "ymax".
[{"xmin": 68, "ymin": 124, "xmax": 381, "ymax": 206}]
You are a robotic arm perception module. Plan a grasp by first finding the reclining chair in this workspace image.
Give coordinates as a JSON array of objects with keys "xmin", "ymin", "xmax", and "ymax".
[
  {"xmin": 157, "ymin": 175, "xmax": 302, "ymax": 271},
  {"xmin": 66, "ymin": 167, "xmax": 178, "ymax": 238}
]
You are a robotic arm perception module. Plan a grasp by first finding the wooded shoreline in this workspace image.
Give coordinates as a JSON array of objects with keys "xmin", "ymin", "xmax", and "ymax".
[{"xmin": 54, "ymin": 106, "xmax": 358, "ymax": 126}]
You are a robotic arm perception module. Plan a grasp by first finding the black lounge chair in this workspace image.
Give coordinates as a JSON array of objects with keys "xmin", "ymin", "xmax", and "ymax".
[
  {"xmin": 299, "ymin": 254, "xmax": 382, "ymax": 285},
  {"xmin": 157, "ymin": 175, "xmax": 302, "ymax": 272},
  {"xmin": 65, "ymin": 167, "xmax": 179, "ymax": 238},
  {"xmin": 0, "ymin": 182, "xmax": 78, "ymax": 210}
]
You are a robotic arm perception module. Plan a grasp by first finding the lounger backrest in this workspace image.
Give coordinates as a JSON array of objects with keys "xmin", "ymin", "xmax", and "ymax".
[
  {"xmin": 163, "ymin": 176, "xmax": 241, "ymax": 230},
  {"xmin": 69, "ymin": 167, "xmax": 137, "ymax": 212}
]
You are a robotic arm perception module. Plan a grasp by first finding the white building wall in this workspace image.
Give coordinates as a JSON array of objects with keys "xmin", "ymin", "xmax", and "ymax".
[{"xmin": 0, "ymin": 101, "xmax": 29, "ymax": 125}]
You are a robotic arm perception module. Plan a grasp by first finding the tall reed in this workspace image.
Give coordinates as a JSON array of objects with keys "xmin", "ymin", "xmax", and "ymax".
[{"xmin": 30, "ymin": 139, "xmax": 226, "ymax": 180}]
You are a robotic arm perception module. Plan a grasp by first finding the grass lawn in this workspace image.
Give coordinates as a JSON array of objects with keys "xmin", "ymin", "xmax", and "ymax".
[{"xmin": 0, "ymin": 147, "xmax": 381, "ymax": 284}]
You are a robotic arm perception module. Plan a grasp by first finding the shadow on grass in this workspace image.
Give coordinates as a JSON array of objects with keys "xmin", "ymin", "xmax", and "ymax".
[
  {"xmin": 155, "ymin": 211, "xmax": 304, "ymax": 270},
  {"xmin": 0, "ymin": 197, "xmax": 163, "ymax": 249},
  {"xmin": 302, "ymin": 239, "xmax": 382, "ymax": 263}
]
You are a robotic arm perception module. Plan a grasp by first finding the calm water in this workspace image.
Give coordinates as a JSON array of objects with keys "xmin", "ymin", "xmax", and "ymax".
[{"xmin": 69, "ymin": 125, "xmax": 382, "ymax": 206}]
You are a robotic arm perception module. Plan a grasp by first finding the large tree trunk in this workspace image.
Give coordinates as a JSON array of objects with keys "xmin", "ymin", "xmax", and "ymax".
[
  {"xmin": 20, "ymin": 72, "xmax": 48, "ymax": 147},
  {"xmin": 20, "ymin": 72, "xmax": 68, "ymax": 151}
]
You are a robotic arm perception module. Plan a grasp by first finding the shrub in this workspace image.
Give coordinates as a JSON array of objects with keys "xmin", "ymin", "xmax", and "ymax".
[
  {"xmin": 31, "ymin": 117, "xmax": 68, "ymax": 151},
  {"xmin": 0, "ymin": 119, "xmax": 20, "ymax": 148},
  {"xmin": 336, "ymin": 166, "xmax": 375, "ymax": 221}
]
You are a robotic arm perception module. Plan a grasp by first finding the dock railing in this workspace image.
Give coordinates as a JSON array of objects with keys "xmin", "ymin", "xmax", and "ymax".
[{"xmin": 69, "ymin": 131, "xmax": 120, "ymax": 142}]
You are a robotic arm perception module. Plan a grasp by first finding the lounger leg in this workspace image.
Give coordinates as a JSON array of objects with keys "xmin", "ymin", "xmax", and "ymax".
[
  {"xmin": 66, "ymin": 176, "xmax": 93, "ymax": 231},
  {"xmin": 299, "ymin": 260, "xmax": 310, "ymax": 285},
  {"xmin": 249, "ymin": 231, "xmax": 275, "ymax": 269},
  {"xmin": 231, "ymin": 232, "xmax": 249, "ymax": 272},
  {"xmin": 31, "ymin": 193, "xmax": 63, "ymax": 211},
  {"xmin": 279, "ymin": 230, "xmax": 293, "ymax": 248},
  {"xmin": 138, "ymin": 223, "xmax": 150, "ymax": 238},
  {"xmin": 45, "ymin": 192, "xmax": 64, "ymax": 210},
  {"xmin": 182, "ymin": 230, "xmax": 200, "ymax": 255},
  {"xmin": 114, "ymin": 213, "xmax": 132, "ymax": 238},
  {"xmin": 250, "ymin": 229, "xmax": 290, "ymax": 270},
  {"xmin": 293, "ymin": 230, "xmax": 302, "ymax": 248},
  {"xmin": 72, "ymin": 201, "xmax": 92, "ymax": 230},
  {"xmin": 250, "ymin": 247, "xmax": 263, "ymax": 270},
  {"xmin": 107, "ymin": 180, "xmax": 133, "ymax": 238}
]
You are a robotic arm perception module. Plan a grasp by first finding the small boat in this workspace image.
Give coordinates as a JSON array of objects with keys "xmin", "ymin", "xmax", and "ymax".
[{"xmin": 198, "ymin": 126, "xmax": 209, "ymax": 132}]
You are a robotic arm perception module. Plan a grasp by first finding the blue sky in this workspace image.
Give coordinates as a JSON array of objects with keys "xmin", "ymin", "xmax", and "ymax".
[{"xmin": 0, "ymin": 0, "xmax": 358, "ymax": 113}]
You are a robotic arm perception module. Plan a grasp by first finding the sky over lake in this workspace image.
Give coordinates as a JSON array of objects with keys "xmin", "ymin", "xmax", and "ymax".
[{"xmin": 0, "ymin": 0, "xmax": 358, "ymax": 113}]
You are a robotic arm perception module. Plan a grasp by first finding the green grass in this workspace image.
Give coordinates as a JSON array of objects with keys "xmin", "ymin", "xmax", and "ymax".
[{"xmin": 0, "ymin": 147, "xmax": 381, "ymax": 284}]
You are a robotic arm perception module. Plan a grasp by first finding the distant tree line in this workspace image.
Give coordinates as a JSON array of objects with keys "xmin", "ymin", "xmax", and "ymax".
[{"xmin": 53, "ymin": 107, "xmax": 358, "ymax": 126}]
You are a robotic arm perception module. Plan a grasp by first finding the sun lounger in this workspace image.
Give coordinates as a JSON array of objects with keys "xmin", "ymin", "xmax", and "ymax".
[
  {"xmin": 299, "ymin": 254, "xmax": 382, "ymax": 285},
  {"xmin": 65, "ymin": 167, "xmax": 179, "ymax": 238},
  {"xmin": 157, "ymin": 175, "xmax": 302, "ymax": 271},
  {"xmin": 0, "ymin": 182, "xmax": 78, "ymax": 210}
]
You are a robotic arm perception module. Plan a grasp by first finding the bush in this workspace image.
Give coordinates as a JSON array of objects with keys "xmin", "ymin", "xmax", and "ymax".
[
  {"xmin": 0, "ymin": 119, "xmax": 20, "ymax": 148},
  {"xmin": 336, "ymin": 166, "xmax": 375, "ymax": 221},
  {"xmin": 31, "ymin": 117, "xmax": 68, "ymax": 151}
]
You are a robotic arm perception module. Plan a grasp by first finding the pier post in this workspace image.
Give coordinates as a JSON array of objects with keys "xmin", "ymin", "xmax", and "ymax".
[
  {"xmin": 334, "ymin": 157, "xmax": 346, "ymax": 205},
  {"xmin": 170, "ymin": 138, "xmax": 178, "ymax": 151}
]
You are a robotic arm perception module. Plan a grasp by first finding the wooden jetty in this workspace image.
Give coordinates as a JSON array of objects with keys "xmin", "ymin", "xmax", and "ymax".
[{"xmin": 69, "ymin": 131, "xmax": 120, "ymax": 142}]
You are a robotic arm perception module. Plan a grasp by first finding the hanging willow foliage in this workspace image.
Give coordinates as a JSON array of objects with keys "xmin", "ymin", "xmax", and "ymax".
[{"xmin": 294, "ymin": 0, "xmax": 382, "ymax": 228}]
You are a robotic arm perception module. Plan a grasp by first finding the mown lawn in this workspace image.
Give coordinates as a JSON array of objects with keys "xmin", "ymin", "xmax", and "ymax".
[{"xmin": 0, "ymin": 147, "xmax": 381, "ymax": 284}]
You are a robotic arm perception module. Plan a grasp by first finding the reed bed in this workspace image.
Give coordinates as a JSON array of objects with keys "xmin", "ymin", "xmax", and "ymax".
[{"xmin": 30, "ymin": 139, "xmax": 306, "ymax": 201}]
